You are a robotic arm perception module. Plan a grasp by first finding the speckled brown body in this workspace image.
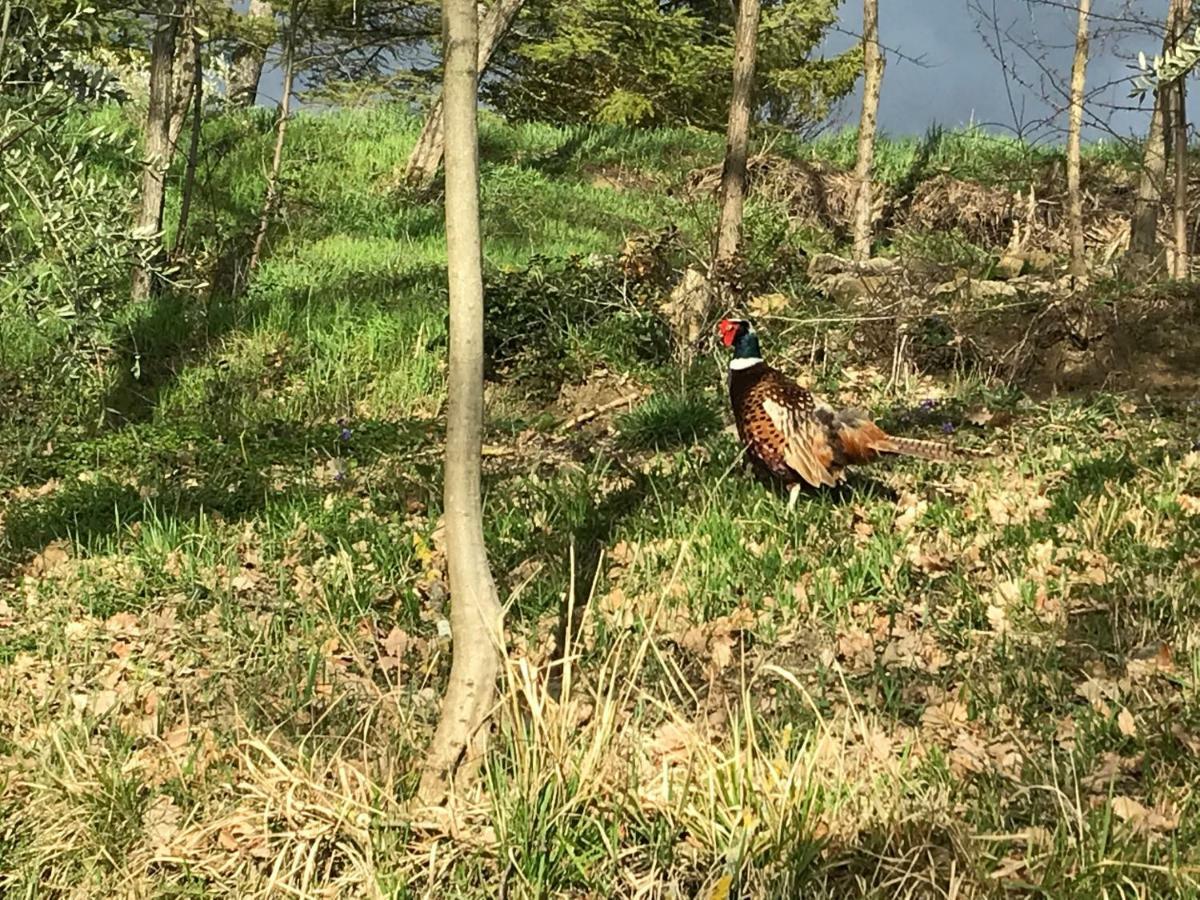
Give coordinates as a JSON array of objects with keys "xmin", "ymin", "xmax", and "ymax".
[{"xmin": 729, "ymin": 361, "xmax": 978, "ymax": 490}]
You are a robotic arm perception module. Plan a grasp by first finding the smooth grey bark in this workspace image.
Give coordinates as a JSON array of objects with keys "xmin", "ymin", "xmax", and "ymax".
[
  {"xmin": 1128, "ymin": 0, "xmax": 1189, "ymax": 264},
  {"xmin": 417, "ymin": 0, "xmax": 504, "ymax": 804},
  {"xmin": 1129, "ymin": 88, "xmax": 1168, "ymax": 259}
]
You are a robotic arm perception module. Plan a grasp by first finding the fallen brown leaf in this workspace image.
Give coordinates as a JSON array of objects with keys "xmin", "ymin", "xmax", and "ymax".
[
  {"xmin": 145, "ymin": 794, "xmax": 183, "ymax": 853},
  {"xmin": 164, "ymin": 723, "xmax": 190, "ymax": 750},
  {"xmin": 26, "ymin": 541, "xmax": 71, "ymax": 577},
  {"xmin": 381, "ymin": 625, "xmax": 409, "ymax": 659},
  {"xmin": 921, "ymin": 695, "xmax": 969, "ymax": 731},
  {"xmin": 647, "ymin": 720, "xmax": 703, "ymax": 765},
  {"xmin": 1082, "ymin": 751, "xmax": 1141, "ymax": 792},
  {"xmin": 105, "ymin": 612, "xmax": 139, "ymax": 634},
  {"xmin": 1111, "ymin": 795, "xmax": 1178, "ymax": 834},
  {"xmin": 92, "ymin": 689, "xmax": 119, "ymax": 717}
]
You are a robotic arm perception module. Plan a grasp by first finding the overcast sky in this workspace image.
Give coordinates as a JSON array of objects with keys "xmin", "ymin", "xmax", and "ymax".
[
  {"xmin": 823, "ymin": 0, "xmax": 1175, "ymax": 142},
  {"xmin": 258, "ymin": 0, "xmax": 1185, "ymax": 142}
]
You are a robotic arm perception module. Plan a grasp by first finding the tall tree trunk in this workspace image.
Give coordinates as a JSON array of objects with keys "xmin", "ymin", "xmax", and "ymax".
[
  {"xmin": 131, "ymin": 4, "xmax": 180, "ymax": 301},
  {"xmin": 246, "ymin": 0, "xmax": 299, "ymax": 281},
  {"xmin": 1129, "ymin": 88, "xmax": 1169, "ymax": 260},
  {"xmin": 1171, "ymin": 0, "xmax": 1191, "ymax": 278},
  {"xmin": 418, "ymin": 0, "xmax": 503, "ymax": 805},
  {"xmin": 1128, "ymin": 0, "xmax": 1182, "ymax": 263},
  {"xmin": 228, "ymin": 0, "xmax": 273, "ymax": 108},
  {"xmin": 712, "ymin": 0, "xmax": 761, "ymax": 270},
  {"xmin": 851, "ymin": 0, "xmax": 883, "ymax": 261},
  {"xmin": 1066, "ymin": 0, "xmax": 1090, "ymax": 278},
  {"xmin": 401, "ymin": 0, "xmax": 525, "ymax": 192},
  {"xmin": 663, "ymin": 0, "xmax": 759, "ymax": 357},
  {"xmin": 174, "ymin": 34, "xmax": 204, "ymax": 258},
  {"xmin": 168, "ymin": 0, "xmax": 198, "ymax": 152}
]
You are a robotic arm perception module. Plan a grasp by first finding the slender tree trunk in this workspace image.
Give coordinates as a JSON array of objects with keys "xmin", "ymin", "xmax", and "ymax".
[
  {"xmin": 712, "ymin": 0, "xmax": 761, "ymax": 269},
  {"xmin": 0, "ymin": 2, "xmax": 11, "ymax": 74},
  {"xmin": 1066, "ymin": 0, "xmax": 1090, "ymax": 277},
  {"xmin": 1128, "ymin": 0, "xmax": 1182, "ymax": 262},
  {"xmin": 228, "ymin": 0, "xmax": 273, "ymax": 108},
  {"xmin": 1170, "ymin": 81, "xmax": 1189, "ymax": 277},
  {"xmin": 174, "ymin": 37, "xmax": 204, "ymax": 257},
  {"xmin": 247, "ymin": 0, "xmax": 299, "ymax": 280},
  {"xmin": 851, "ymin": 0, "xmax": 883, "ymax": 261},
  {"xmin": 418, "ymin": 0, "xmax": 503, "ymax": 805},
  {"xmin": 168, "ymin": 0, "xmax": 197, "ymax": 153},
  {"xmin": 1171, "ymin": 0, "xmax": 1191, "ymax": 277},
  {"xmin": 131, "ymin": 4, "xmax": 180, "ymax": 301},
  {"xmin": 661, "ymin": 0, "xmax": 759, "ymax": 357},
  {"xmin": 1130, "ymin": 88, "xmax": 1169, "ymax": 259},
  {"xmin": 661, "ymin": 0, "xmax": 760, "ymax": 357},
  {"xmin": 402, "ymin": 0, "xmax": 525, "ymax": 192}
]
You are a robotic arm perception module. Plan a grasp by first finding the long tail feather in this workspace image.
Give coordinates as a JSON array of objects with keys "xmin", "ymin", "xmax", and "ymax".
[
  {"xmin": 874, "ymin": 434, "xmax": 990, "ymax": 462},
  {"xmin": 833, "ymin": 409, "xmax": 991, "ymax": 465}
]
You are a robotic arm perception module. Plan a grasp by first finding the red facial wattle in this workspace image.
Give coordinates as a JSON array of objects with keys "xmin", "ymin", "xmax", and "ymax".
[{"xmin": 718, "ymin": 319, "xmax": 737, "ymax": 347}]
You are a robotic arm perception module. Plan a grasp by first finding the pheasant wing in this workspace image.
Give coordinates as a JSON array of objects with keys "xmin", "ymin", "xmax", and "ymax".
[{"xmin": 760, "ymin": 396, "xmax": 839, "ymax": 488}]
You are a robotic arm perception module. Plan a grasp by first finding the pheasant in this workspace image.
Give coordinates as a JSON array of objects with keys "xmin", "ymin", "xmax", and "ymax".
[{"xmin": 718, "ymin": 318, "xmax": 986, "ymax": 510}]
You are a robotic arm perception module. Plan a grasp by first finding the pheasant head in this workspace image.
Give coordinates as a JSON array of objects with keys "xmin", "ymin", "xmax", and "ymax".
[{"xmin": 717, "ymin": 318, "xmax": 762, "ymax": 368}]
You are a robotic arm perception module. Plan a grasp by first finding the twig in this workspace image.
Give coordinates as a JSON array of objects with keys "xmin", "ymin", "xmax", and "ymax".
[
  {"xmin": 557, "ymin": 392, "xmax": 646, "ymax": 432},
  {"xmin": 763, "ymin": 295, "xmax": 1048, "ymax": 329},
  {"xmin": 480, "ymin": 444, "xmax": 518, "ymax": 457}
]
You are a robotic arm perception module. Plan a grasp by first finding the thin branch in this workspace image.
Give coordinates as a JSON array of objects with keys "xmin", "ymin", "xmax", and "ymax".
[
  {"xmin": 827, "ymin": 24, "xmax": 931, "ymax": 69},
  {"xmin": 558, "ymin": 393, "xmax": 646, "ymax": 432}
]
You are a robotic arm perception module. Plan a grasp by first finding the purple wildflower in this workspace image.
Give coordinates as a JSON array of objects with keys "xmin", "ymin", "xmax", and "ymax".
[
  {"xmin": 340, "ymin": 427, "xmax": 352, "ymax": 442},
  {"xmin": 942, "ymin": 421, "xmax": 956, "ymax": 434},
  {"xmin": 919, "ymin": 398, "xmax": 936, "ymax": 411}
]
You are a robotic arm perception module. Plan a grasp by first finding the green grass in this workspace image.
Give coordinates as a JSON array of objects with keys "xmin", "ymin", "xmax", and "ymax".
[
  {"xmin": 808, "ymin": 123, "xmax": 1141, "ymax": 188},
  {"xmin": 3, "ymin": 104, "xmax": 1200, "ymax": 897},
  {"xmin": 5, "ymin": 382, "xmax": 1200, "ymax": 896}
]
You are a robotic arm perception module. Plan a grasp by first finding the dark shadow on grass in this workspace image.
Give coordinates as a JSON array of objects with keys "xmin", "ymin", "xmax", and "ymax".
[
  {"xmin": 103, "ymin": 262, "xmax": 448, "ymax": 426},
  {"xmin": 481, "ymin": 127, "xmax": 595, "ymax": 179},
  {"xmin": 390, "ymin": 127, "xmax": 597, "ymax": 203},
  {"xmin": 751, "ymin": 466, "xmax": 899, "ymax": 507},
  {"xmin": 1048, "ymin": 450, "xmax": 1138, "ymax": 524},
  {"xmin": 0, "ymin": 418, "xmax": 435, "ymax": 572},
  {"xmin": 542, "ymin": 470, "xmax": 650, "ymax": 702},
  {"xmin": 878, "ymin": 123, "xmax": 945, "ymax": 234}
]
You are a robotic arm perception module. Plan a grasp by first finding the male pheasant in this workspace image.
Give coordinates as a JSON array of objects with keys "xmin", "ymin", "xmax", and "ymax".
[{"xmin": 718, "ymin": 318, "xmax": 986, "ymax": 509}]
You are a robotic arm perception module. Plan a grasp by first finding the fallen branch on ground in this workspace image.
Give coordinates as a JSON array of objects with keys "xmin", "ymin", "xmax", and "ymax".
[{"xmin": 557, "ymin": 393, "xmax": 647, "ymax": 432}]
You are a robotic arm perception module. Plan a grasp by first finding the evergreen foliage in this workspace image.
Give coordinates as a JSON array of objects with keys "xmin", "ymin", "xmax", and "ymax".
[{"xmin": 484, "ymin": 0, "xmax": 861, "ymax": 129}]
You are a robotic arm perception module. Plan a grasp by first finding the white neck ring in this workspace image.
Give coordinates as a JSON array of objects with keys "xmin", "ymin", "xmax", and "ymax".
[{"xmin": 729, "ymin": 357, "xmax": 763, "ymax": 370}]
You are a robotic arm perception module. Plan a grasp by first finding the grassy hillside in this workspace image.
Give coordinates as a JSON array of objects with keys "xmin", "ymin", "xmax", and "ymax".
[{"xmin": 2, "ymin": 107, "xmax": 1200, "ymax": 897}]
